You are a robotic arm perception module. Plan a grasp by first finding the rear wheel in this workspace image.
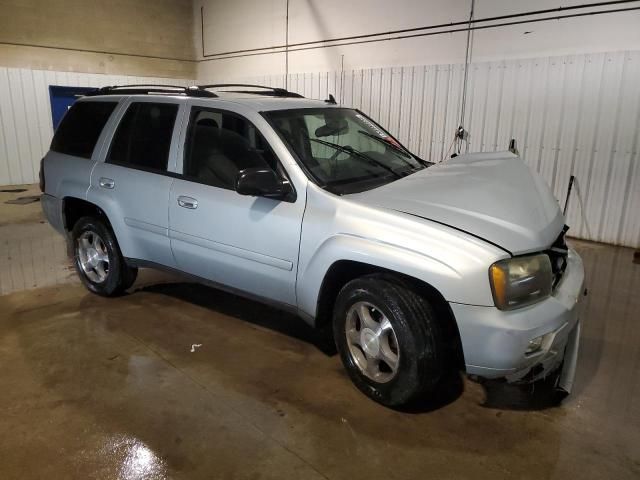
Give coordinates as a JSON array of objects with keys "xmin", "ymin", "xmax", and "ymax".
[
  {"xmin": 333, "ymin": 274, "xmax": 444, "ymax": 407},
  {"xmin": 72, "ymin": 216, "xmax": 137, "ymax": 296}
]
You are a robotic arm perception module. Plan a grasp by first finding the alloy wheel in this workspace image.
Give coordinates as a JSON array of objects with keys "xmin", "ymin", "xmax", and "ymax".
[
  {"xmin": 77, "ymin": 230, "xmax": 110, "ymax": 283},
  {"xmin": 345, "ymin": 301, "xmax": 400, "ymax": 383}
]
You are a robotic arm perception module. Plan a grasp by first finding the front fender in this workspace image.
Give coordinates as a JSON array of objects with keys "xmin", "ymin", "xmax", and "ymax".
[{"xmin": 297, "ymin": 232, "xmax": 497, "ymax": 320}]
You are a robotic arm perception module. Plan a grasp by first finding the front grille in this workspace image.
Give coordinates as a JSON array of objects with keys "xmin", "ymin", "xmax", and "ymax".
[{"xmin": 547, "ymin": 226, "xmax": 569, "ymax": 289}]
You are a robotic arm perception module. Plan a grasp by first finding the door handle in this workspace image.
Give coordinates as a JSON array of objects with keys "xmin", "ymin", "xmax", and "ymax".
[
  {"xmin": 177, "ymin": 196, "xmax": 198, "ymax": 209},
  {"xmin": 99, "ymin": 177, "xmax": 115, "ymax": 189}
]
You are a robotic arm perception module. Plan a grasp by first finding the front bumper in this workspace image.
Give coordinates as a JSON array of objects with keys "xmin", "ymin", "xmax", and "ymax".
[{"xmin": 451, "ymin": 248, "xmax": 585, "ymax": 386}]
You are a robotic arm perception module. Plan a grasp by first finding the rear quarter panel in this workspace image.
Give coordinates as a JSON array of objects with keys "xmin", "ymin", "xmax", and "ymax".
[{"xmin": 43, "ymin": 98, "xmax": 127, "ymax": 227}]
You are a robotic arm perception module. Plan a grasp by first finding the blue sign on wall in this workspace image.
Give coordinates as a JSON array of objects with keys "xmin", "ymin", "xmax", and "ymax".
[{"xmin": 48, "ymin": 86, "xmax": 98, "ymax": 130}]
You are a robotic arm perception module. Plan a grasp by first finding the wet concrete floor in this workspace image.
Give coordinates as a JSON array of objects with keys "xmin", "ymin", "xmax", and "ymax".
[{"xmin": 0, "ymin": 214, "xmax": 639, "ymax": 479}]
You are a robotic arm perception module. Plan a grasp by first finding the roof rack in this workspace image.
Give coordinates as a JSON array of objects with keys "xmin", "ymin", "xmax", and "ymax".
[
  {"xmin": 85, "ymin": 83, "xmax": 304, "ymax": 99},
  {"xmin": 198, "ymin": 84, "xmax": 304, "ymax": 98},
  {"xmin": 86, "ymin": 84, "xmax": 217, "ymax": 98}
]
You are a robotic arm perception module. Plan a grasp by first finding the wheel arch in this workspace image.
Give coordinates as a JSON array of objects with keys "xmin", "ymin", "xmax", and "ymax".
[
  {"xmin": 62, "ymin": 196, "xmax": 113, "ymax": 232},
  {"xmin": 313, "ymin": 259, "xmax": 466, "ymax": 370}
]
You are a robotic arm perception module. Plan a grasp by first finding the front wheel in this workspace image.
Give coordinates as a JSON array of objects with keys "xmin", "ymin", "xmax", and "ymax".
[
  {"xmin": 72, "ymin": 216, "xmax": 137, "ymax": 296},
  {"xmin": 333, "ymin": 274, "xmax": 444, "ymax": 407}
]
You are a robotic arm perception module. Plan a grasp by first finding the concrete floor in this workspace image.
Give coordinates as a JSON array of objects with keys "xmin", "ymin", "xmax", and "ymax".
[
  {"xmin": 0, "ymin": 190, "xmax": 639, "ymax": 479},
  {"xmin": 0, "ymin": 184, "xmax": 44, "ymax": 227},
  {"xmin": 0, "ymin": 185, "xmax": 74, "ymax": 295}
]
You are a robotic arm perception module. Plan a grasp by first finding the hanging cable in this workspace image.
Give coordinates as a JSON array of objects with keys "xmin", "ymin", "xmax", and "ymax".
[
  {"xmin": 457, "ymin": 0, "xmax": 475, "ymax": 155},
  {"xmin": 441, "ymin": 135, "xmax": 457, "ymax": 163},
  {"xmin": 202, "ymin": 1, "xmax": 640, "ymax": 59}
]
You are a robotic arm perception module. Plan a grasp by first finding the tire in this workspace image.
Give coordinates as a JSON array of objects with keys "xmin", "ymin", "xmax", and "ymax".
[
  {"xmin": 333, "ymin": 274, "xmax": 444, "ymax": 407},
  {"xmin": 72, "ymin": 216, "xmax": 138, "ymax": 296}
]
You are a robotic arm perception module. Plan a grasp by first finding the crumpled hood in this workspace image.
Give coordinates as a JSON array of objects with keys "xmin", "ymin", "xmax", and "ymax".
[{"xmin": 348, "ymin": 152, "xmax": 565, "ymax": 254}]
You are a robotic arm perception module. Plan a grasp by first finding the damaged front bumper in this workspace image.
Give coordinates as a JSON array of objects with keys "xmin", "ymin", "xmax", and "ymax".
[
  {"xmin": 452, "ymin": 248, "xmax": 585, "ymax": 393},
  {"xmin": 558, "ymin": 319, "xmax": 581, "ymax": 393},
  {"xmin": 507, "ymin": 317, "xmax": 581, "ymax": 393}
]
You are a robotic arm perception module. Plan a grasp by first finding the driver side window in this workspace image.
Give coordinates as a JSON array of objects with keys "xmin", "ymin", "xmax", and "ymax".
[{"xmin": 183, "ymin": 108, "xmax": 279, "ymax": 190}]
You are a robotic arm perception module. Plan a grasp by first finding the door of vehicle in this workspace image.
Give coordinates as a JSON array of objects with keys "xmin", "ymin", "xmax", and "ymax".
[
  {"xmin": 168, "ymin": 105, "xmax": 306, "ymax": 306},
  {"xmin": 46, "ymin": 99, "xmax": 120, "ymax": 209},
  {"xmin": 88, "ymin": 98, "xmax": 183, "ymax": 268}
]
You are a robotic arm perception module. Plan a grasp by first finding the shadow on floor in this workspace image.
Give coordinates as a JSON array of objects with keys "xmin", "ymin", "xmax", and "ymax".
[
  {"xmin": 397, "ymin": 370, "xmax": 466, "ymax": 413},
  {"xmin": 479, "ymin": 375, "xmax": 565, "ymax": 411},
  {"xmin": 136, "ymin": 281, "xmax": 337, "ymax": 355},
  {"xmin": 135, "ymin": 280, "xmax": 469, "ymax": 412},
  {"xmin": 135, "ymin": 280, "xmax": 574, "ymax": 414},
  {"xmin": 403, "ymin": 371, "xmax": 566, "ymax": 413}
]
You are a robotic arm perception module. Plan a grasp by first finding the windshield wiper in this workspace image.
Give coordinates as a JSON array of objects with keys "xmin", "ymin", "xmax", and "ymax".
[
  {"xmin": 357, "ymin": 130, "xmax": 428, "ymax": 167},
  {"xmin": 309, "ymin": 138, "xmax": 402, "ymax": 179},
  {"xmin": 357, "ymin": 130, "xmax": 410, "ymax": 155}
]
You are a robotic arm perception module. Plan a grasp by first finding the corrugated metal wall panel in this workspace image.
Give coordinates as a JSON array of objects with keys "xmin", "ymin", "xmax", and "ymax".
[
  {"xmin": 0, "ymin": 68, "xmax": 194, "ymax": 187},
  {"xmin": 2, "ymin": 52, "xmax": 638, "ymax": 246},
  {"xmin": 237, "ymin": 50, "xmax": 639, "ymax": 246}
]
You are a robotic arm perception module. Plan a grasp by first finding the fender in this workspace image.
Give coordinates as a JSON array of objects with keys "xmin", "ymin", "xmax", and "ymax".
[
  {"xmin": 296, "ymin": 232, "xmax": 502, "ymax": 320},
  {"xmin": 43, "ymin": 152, "xmax": 95, "ymax": 202}
]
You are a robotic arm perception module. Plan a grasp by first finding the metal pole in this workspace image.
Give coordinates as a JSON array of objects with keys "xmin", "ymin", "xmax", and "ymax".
[
  {"xmin": 563, "ymin": 175, "xmax": 576, "ymax": 215},
  {"xmin": 458, "ymin": 0, "xmax": 475, "ymax": 154},
  {"xmin": 201, "ymin": 6, "xmax": 206, "ymax": 57},
  {"xmin": 285, "ymin": 0, "xmax": 289, "ymax": 90},
  {"xmin": 340, "ymin": 54, "xmax": 345, "ymax": 104}
]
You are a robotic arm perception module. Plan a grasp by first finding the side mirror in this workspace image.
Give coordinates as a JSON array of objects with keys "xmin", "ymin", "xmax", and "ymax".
[{"xmin": 236, "ymin": 168, "xmax": 292, "ymax": 199}]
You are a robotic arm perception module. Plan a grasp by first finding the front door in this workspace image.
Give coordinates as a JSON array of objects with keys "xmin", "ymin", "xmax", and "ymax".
[{"xmin": 168, "ymin": 106, "xmax": 306, "ymax": 306}]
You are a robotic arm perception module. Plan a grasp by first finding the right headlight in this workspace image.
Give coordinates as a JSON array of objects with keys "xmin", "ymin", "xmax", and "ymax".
[{"xmin": 489, "ymin": 254, "xmax": 553, "ymax": 310}]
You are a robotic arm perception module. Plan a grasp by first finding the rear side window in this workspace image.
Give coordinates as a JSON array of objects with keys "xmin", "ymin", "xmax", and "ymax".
[
  {"xmin": 50, "ymin": 101, "xmax": 117, "ymax": 159},
  {"xmin": 107, "ymin": 102, "xmax": 178, "ymax": 172}
]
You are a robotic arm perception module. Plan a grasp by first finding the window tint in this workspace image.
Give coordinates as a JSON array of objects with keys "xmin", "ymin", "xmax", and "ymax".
[
  {"xmin": 50, "ymin": 101, "xmax": 117, "ymax": 159},
  {"xmin": 184, "ymin": 108, "xmax": 279, "ymax": 189},
  {"xmin": 108, "ymin": 102, "xmax": 178, "ymax": 172}
]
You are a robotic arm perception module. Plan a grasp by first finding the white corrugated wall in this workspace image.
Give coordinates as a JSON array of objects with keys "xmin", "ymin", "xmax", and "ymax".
[
  {"xmin": 236, "ymin": 50, "xmax": 640, "ymax": 248},
  {"xmin": 0, "ymin": 68, "xmax": 194, "ymax": 187},
  {"xmin": 2, "ymin": 51, "xmax": 639, "ymax": 247}
]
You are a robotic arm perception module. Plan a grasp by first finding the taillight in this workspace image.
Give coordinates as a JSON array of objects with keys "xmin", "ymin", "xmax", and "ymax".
[{"xmin": 39, "ymin": 157, "xmax": 45, "ymax": 192}]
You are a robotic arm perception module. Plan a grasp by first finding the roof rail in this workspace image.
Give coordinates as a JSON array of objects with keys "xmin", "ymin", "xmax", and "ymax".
[
  {"xmin": 198, "ymin": 84, "xmax": 304, "ymax": 98},
  {"xmin": 86, "ymin": 84, "xmax": 217, "ymax": 98}
]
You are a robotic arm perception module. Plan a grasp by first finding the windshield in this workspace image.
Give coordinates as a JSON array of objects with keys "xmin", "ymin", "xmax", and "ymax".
[{"xmin": 265, "ymin": 108, "xmax": 428, "ymax": 194}]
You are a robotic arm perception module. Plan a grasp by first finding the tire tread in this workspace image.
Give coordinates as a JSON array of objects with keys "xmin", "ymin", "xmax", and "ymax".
[{"xmin": 333, "ymin": 273, "xmax": 444, "ymax": 406}]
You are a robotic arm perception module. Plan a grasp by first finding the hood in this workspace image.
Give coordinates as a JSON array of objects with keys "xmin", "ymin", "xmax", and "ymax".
[{"xmin": 348, "ymin": 152, "xmax": 565, "ymax": 254}]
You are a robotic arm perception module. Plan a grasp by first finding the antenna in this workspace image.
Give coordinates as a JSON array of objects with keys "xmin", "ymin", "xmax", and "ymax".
[{"xmin": 325, "ymin": 94, "xmax": 337, "ymax": 104}]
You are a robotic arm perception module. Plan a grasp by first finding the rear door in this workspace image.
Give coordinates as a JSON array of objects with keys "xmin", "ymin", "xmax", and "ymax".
[
  {"xmin": 45, "ymin": 99, "xmax": 119, "ymax": 202},
  {"xmin": 88, "ymin": 98, "xmax": 184, "ymax": 267},
  {"xmin": 168, "ymin": 104, "xmax": 306, "ymax": 306}
]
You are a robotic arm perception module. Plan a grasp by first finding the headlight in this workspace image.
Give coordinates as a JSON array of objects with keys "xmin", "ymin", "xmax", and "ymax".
[{"xmin": 489, "ymin": 254, "xmax": 552, "ymax": 310}]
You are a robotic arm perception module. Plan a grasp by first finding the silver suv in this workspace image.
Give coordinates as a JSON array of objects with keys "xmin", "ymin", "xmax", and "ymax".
[{"xmin": 40, "ymin": 84, "xmax": 585, "ymax": 407}]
